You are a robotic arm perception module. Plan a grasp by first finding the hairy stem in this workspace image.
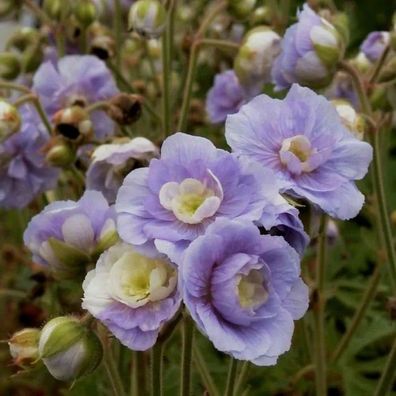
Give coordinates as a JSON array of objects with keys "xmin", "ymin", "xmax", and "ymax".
[
  {"xmin": 193, "ymin": 344, "xmax": 220, "ymax": 396},
  {"xmin": 151, "ymin": 342, "xmax": 164, "ymax": 396},
  {"xmin": 104, "ymin": 339, "xmax": 126, "ymax": 396}
]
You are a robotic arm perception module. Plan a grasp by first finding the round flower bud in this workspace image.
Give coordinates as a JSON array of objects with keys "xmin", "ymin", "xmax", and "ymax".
[
  {"xmin": 0, "ymin": 100, "xmax": 21, "ymax": 141},
  {"xmin": 0, "ymin": 0, "xmax": 18, "ymax": 17},
  {"xmin": 0, "ymin": 52, "xmax": 21, "ymax": 80},
  {"xmin": 52, "ymin": 106, "xmax": 93, "ymax": 140},
  {"xmin": 332, "ymin": 99, "xmax": 365, "ymax": 140},
  {"xmin": 128, "ymin": 0, "xmax": 167, "ymax": 39},
  {"xmin": 107, "ymin": 93, "xmax": 143, "ymax": 125},
  {"xmin": 250, "ymin": 6, "xmax": 272, "ymax": 26},
  {"xmin": 43, "ymin": 0, "xmax": 68, "ymax": 21},
  {"xmin": 9, "ymin": 328, "xmax": 40, "ymax": 367},
  {"xmin": 6, "ymin": 27, "xmax": 41, "ymax": 52},
  {"xmin": 234, "ymin": 26, "xmax": 281, "ymax": 87},
  {"xmin": 73, "ymin": 0, "xmax": 97, "ymax": 28},
  {"xmin": 39, "ymin": 316, "xmax": 103, "ymax": 382},
  {"xmin": 46, "ymin": 141, "xmax": 76, "ymax": 168},
  {"xmin": 351, "ymin": 52, "xmax": 372, "ymax": 74},
  {"xmin": 228, "ymin": 0, "xmax": 256, "ymax": 20}
]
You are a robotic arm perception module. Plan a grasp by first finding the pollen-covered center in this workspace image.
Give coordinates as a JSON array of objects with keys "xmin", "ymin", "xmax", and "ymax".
[
  {"xmin": 159, "ymin": 177, "xmax": 222, "ymax": 224},
  {"xmin": 279, "ymin": 135, "xmax": 314, "ymax": 173},
  {"xmin": 110, "ymin": 251, "xmax": 177, "ymax": 308},
  {"xmin": 237, "ymin": 269, "xmax": 269, "ymax": 309}
]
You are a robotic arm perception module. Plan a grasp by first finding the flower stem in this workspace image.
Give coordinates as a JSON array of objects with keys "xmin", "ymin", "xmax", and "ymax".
[
  {"xmin": 234, "ymin": 361, "xmax": 250, "ymax": 396},
  {"xmin": 193, "ymin": 344, "xmax": 220, "ymax": 396},
  {"xmin": 224, "ymin": 357, "xmax": 238, "ymax": 396},
  {"xmin": 314, "ymin": 214, "xmax": 328, "ymax": 396},
  {"xmin": 331, "ymin": 264, "xmax": 382, "ymax": 363},
  {"xmin": 113, "ymin": 0, "xmax": 123, "ymax": 68},
  {"xmin": 374, "ymin": 339, "xmax": 396, "ymax": 396},
  {"xmin": 104, "ymin": 339, "xmax": 126, "ymax": 396},
  {"xmin": 177, "ymin": 1, "xmax": 227, "ymax": 132},
  {"xmin": 180, "ymin": 315, "xmax": 194, "ymax": 396},
  {"xmin": 131, "ymin": 351, "xmax": 145, "ymax": 396},
  {"xmin": 151, "ymin": 342, "xmax": 164, "ymax": 396},
  {"xmin": 198, "ymin": 38, "xmax": 240, "ymax": 51},
  {"xmin": 370, "ymin": 45, "xmax": 390, "ymax": 84}
]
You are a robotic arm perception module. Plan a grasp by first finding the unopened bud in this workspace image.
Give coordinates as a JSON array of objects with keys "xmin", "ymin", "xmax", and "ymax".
[
  {"xmin": 332, "ymin": 99, "xmax": 365, "ymax": 140},
  {"xmin": 9, "ymin": 328, "xmax": 40, "ymax": 367},
  {"xmin": 370, "ymin": 86, "xmax": 392, "ymax": 112},
  {"xmin": 331, "ymin": 12, "xmax": 350, "ymax": 45},
  {"xmin": 43, "ymin": 0, "xmax": 68, "ymax": 20},
  {"xmin": 90, "ymin": 34, "xmax": 115, "ymax": 60},
  {"xmin": 46, "ymin": 141, "xmax": 76, "ymax": 167},
  {"xmin": 228, "ymin": 0, "xmax": 256, "ymax": 20},
  {"xmin": 128, "ymin": 0, "xmax": 167, "ymax": 39},
  {"xmin": 378, "ymin": 57, "xmax": 396, "ymax": 83},
  {"xmin": 73, "ymin": 0, "xmax": 97, "ymax": 28},
  {"xmin": 39, "ymin": 316, "xmax": 103, "ymax": 382},
  {"xmin": 250, "ymin": 6, "xmax": 272, "ymax": 26},
  {"xmin": 0, "ymin": 100, "xmax": 21, "ymax": 141},
  {"xmin": 0, "ymin": 52, "xmax": 21, "ymax": 80},
  {"xmin": 6, "ymin": 28, "xmax": 41, "ymax": 52},
  {"xmin": 234, "ymin": 27, "xmax": 280, "ymax": 86},
  {"xmin": 0, "ymin": 0, "xmax": 19, "ymax": 17},
  {"xmin": 351, "ymin": 52, "xmax": 372, "ymax": 74},
  {"xmin": 107, "ymin": 93, "xmax": 143, "ymax": 125},
  {"xmin": 21, "ymin": 43, "xmax": 44, "ymax": 73},
  {"xmin": 53, "ymin": 106, "xmax": 93, "ymax": 140}
]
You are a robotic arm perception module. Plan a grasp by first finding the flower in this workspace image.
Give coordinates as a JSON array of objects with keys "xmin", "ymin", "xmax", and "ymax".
[
  {"xmin": 87, "ymin": 137, "xmax": 158, "ymax": 203},
  {"xmin": 23, "ymin": 190, "xmax": 118, "ymax": 279},
  {"xmin": 234, "ymin": 27, "xmax": 281, "ymax": 87},
  {"xmin": 181, "ymin": 219, "xmax": 309, "ymax": 365},
  {"xmin": 272, "ymin": 4, "xmax": 343, "ymax": 90},
  {"xmin": 205, "ymin": 70, "xmax": 249, "ymax": 124},
  {"xmin": 32, "ymin": 55, "xmax": 119, "ymax": 140},
  {"xmin": 82, "ymin": 242, "xmax": 181, "ymax": 351},
  {"xmin": 39, "ymin": 316, "xmax": 103, "ymax": 381},
  {"xmin": 226, "ymin": 84, "xmax": 373, "ymax": 220},
  {"xmin": 360, "ymin": 31, "xmax": 390, "ymax": 63},
  {"xmin": 115, "ymin": 132, "xmax": 301, "ymax": 263},
  {"xmin": 0, "ymin": 105, "xmax": 58, "ymax": 209},
  {"xmin": 9, "ymin": 328, "xmax": 40, "ymax": 367}
]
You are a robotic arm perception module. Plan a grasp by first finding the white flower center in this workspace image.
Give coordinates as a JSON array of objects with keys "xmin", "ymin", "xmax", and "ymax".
[
  {"xmin": 279, "ymin": 135, "xmax": 314, "ymax": 173},
  {"xmin": 237, "ymin": 270, "xmax": 269, "ymax": 309},
  {"xmin": 159, "ymin": 175, "xmax": 223, "ymax": 224},
  {"xmin": 109, "ymin": 251, "xmax": 177, "ymax": 308}
]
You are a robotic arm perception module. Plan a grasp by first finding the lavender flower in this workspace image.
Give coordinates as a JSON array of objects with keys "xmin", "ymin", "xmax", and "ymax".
[
  {"xmin": 115, "ymin": 132, "xmax": 303, "ymax": 263},
  {"xmin": 206, "ymin": 70, "xmax": 248, "ymax": 124},
  {"xmin": 272, "ymin": 4, "xmax": 343, "ymax": 90},
  {"xmin": 86, "ymin": 137, "xmax": 158, "ymax": 203},
  {"xmin": 82, "ymin": 242, "xmax": 181, "ymax": 351},
  {"xmin": 181, "ymin": 219, "xmax": 309, "ymax": 365},
  {"xmin": 360, "ymin": 31, "xmax": 390, "ymax": 63},
  {"xmin": 226, "ymin": 84, "xmax": 373, "ymax": 220},
  {"xmin": 23, "ymin": 190, "xmax": 117, "ymax": 278},
  {"xmin": 0, "ymin": 105, "xmax": 58, "ymax": 209},
  {"xmin": 32, "ymin": 55, "xmax": 119, "ymax": 140}
]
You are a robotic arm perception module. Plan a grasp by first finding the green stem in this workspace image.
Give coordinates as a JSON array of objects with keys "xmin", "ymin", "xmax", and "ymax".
[
  {"xmin": 198, "ymin": 38, "xmax": 240, "ymax": 51},
  {"xmin": 331, "ymin": 264, "xmax": 382, "ymax": 363},
  {"xmin": 370, "ymin": 45, "xmax": 390, "ymax": 84},
  {"xmin": 144, "ymin": 41, "xmax": 162, "ymax": 95},
  {"xmin": 314, "ymin": 215, "xmax": 327, "ymax": 396},
  {"xmin": 193, "ymin": 344, "xmax": 220, "ymax": 396},
  {"xmin": 180, "ymin": 315, "xmax": 194, "ymax": 396},
  {"xmin": 113, "ymin": 0, "xmax": 123, "ymax": 68},
  {"xmin": 234, "ymin": 361, "xmax": 249, "ymax": 396},
  {"xmin": 374, "ymin": 339, "xmax": 396, "ymax": 396},
  {"xmin": 0, "ymin": 81, "xmax": 31, "ymax": 94},
  {"xmin": 104, "ymin": 340, "xmax": 126, "ymax": 396},
  {"xmin": 224, "ymin": 357, "xmax": 238, "ymax": 396},
  {"xmin": 131, "ymin": 351, "xmax": 145, "ymax": 396},
  {"xmin": 151, "ymin": 342, "xmax": 164, "ymax": 396}
]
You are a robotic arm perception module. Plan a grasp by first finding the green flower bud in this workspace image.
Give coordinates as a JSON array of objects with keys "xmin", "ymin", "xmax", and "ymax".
[
  {"xmin": 351, "ymin": 52, "xmax": 372, "ymax": 74},
  {"xmin": 331, "ymin": 99, "xmax": 365, "ymax": 140},
  {"xmin": 250, "ymin": 6, "xmax": 272, "ymax": 26},
  {"xmin": 43, "ymin": 0, "xmax": 68, "ymax": 20},
  {"xmin": 228, "ymin": 0, "xmax": 256, "ymax": 20},
  {"xmin": 378, "ymin": 57, "xmax": 396, "ymax": 84},
  {"xmin": 21, "ymin": 43, "xmax": 44, "ymax": 74},
  {"xmin": 6, "ymin": 28, "xmax": 41, "ymax": 52},
  {"xmin": 0, "ymin": 0, "xmax": 20, "ymax": 18},
  {"xmin": 370, "ymin": 85, "xmax": 392, "ymax": 112},
  {"xmin": 0, "ymin": 52, "xmax": 21, "ymax": 80},
  {"xmin": 0, "ymin": 100, "xmax": 21, "ymax": 141},
  {"xmin": 53, "ymin": 106, "xmax": 93, "ymax": 140},
  {"xmin": 46, "ymin": 141, "xmax": 76, "ymax": 168},
  {"xmin": 73, "ymin": 0, "xmax": 97, "ymax": 28},
  {"xmin": 128, "ymin": 0, "xmax": 167, "ymax": 39},
  {"xmin": 234, "ymin": 26, "xmax": 281, "ymax": 86},
  {"xmin": 39, "ymin": 316, "xmax": 103, "ymax": 382},
  {"xmin": 9, "ymin": 328, "xmax": 40, "ymax": 367}
]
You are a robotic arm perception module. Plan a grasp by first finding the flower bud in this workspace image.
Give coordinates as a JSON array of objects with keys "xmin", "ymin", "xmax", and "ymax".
[
  {"xmin": 73, "ymin": 0, "xmax": 97, "ymax": 28},
  {"xmin": 378, "ymin": 57, "xmax": 396, "ymax": 83},
  {"xmin": 53, "ymin": 106, "xmax": 93, "ymax": 140},
  {"xmin": 46, "ymin": 141, "xmax": 76, "ymax": 168},
  {"xmin": 0, "ymin": 0, "xmax": 19, "ymax": 17},
  {"xmin": 332, "ymin": 99, "xmax": 365, "ymax": 140},
  {"xmin": 90, "ymin": 34, "xmax": 115, "ymax": 60},
  {"xmin": 351, "ymin": 52, "xmax": 372, "ymax": 74},
  {"xmin": 250, "ymin": 6, "xmax": 272, "ymax": 26},
  {"xmin": 107, "ymin": 93, "xmax": 143, "ymax": 125},
  {"xmin": 0, "ymin": 52, "xmax": 21, "ymax": 80},
  {"xmin": 331, "ymin": 12, "xmax": 350, "ymax": 45},
  {"xmin": 39, "ymin": 316, "xmax": 103, "ymax": 382},
  {"xmin": 128, "ymin": 0, "xmax": 167, "ymax": 39},
  {"xmin": 234, "ymin": 26, "xmax": 280, "ymax": 87},
  {"xmin": 21, "ymin": 42, "xmax": 44, "ymax": 74},
  {"xmin": 9, "ymin": 328, "xmax": 40, "ymax": 367},
  {"xmin": 370, "ymin": 85, "xmax": 392, "ymax": 112},
  {"xmin": 43, "ymin": 0, "xmax": 68, "ymax": 20},
  {"xmin": 228, "ymin": 0, "xmax": 256, "ymax": 20},
  {"xmin": 6, "ymin": 28, "xmax": 41, "ymax": 52},
  {"xmin": 0, "ymin": 100, "xmax": 21, "ymax": 141}
]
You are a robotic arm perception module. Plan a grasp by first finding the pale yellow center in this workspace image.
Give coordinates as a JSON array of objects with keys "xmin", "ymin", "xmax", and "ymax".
[{"xmin": 237, "ymin": 270, "xmax": 269, "ymax": 309}]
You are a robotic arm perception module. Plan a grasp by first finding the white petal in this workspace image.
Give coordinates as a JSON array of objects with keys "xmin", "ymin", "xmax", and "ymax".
[
  {"xmin": 159, "ymin": 182, "xmax": 180, "ymax": 210},
  {"xmin": 61, "ymin": 214, "xmax": 95, "ymax": 251}
]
